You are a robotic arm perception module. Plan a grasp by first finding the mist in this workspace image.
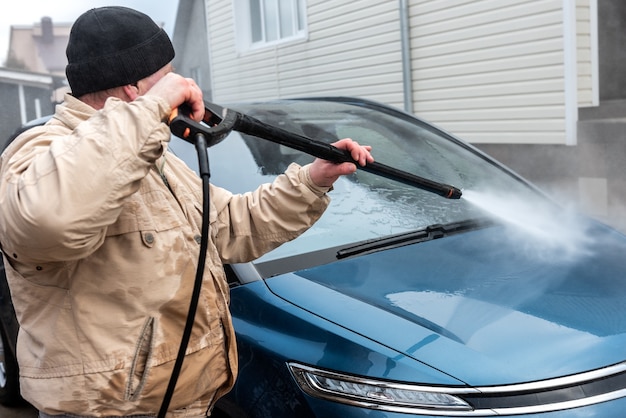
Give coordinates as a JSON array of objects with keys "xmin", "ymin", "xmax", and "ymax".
[
  {"xmin": 476, "ymin": 129, "xmax": 626, "ymax": 243},
  {"xmin": 462, "ymin": 188, "xmax": 595, "ymax": 264}
]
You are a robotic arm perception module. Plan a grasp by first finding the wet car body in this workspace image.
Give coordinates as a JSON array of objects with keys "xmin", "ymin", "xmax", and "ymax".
[
  {"xmin": 219, "ymin": 224, "xmax": 626, "ymax": 417},
  {"xmin": 3, "ymin": 97, "xmax": 626, "ymax": 417}
]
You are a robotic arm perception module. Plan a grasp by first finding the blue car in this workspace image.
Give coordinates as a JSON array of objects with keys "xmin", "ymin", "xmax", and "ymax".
[{"xmin": 3, "ymin": 97, "xmax": 626, "ymax": 417}]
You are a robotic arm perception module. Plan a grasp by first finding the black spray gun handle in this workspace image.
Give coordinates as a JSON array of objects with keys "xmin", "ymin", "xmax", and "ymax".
[
  {"xmin": 168, "ymin": 104, "xmax": 236, "ymax": 148},
  {"xmin": 169, "ymin": 103, "xmax": 462, "ymax": 199}
]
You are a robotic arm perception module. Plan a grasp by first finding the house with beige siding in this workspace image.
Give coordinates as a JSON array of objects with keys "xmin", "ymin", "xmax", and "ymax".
[{"xmin": 201, "ymin": 0, "xmax": 597, "ymax": 148}]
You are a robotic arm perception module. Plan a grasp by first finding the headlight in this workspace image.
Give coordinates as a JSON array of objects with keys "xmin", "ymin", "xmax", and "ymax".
[
  {"xmin": 289, "ymin": 361, "xmax": 626, "ymax": 416},
  {"xmin": 288, "ymin": 362, "xmax": 475, "ymax": 415}
]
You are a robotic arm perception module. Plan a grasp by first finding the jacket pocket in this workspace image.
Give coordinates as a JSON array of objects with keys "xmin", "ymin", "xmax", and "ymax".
[
  {"xmin": 107, "ymin": 189, "xmax": 184, "ymax": 237},
  {"xmin": 126, "ymin": 317, "xmax": 156, "ymax": 401}
]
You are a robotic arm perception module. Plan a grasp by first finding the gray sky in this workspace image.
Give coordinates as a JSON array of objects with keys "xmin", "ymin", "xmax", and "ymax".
[{"xmin": 0, "ymin": 1, "xmax": 179, "ymax": 63}]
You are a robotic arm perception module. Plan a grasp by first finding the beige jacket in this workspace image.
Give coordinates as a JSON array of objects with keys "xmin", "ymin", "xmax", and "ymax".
[{"xmin": 0, "ymin": 94, "xmax": 330, "ymax": 416}]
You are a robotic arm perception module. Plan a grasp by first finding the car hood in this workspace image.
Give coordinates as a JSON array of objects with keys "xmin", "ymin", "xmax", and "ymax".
[{"xmin": 264, "ymin": 221, "xmax": 626, "ymax": 386}]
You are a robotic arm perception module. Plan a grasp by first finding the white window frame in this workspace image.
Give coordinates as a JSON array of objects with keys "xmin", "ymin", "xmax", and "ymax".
[{"xmin": 234, "ymin": 0, "xmax": 308, "ymax": 53}]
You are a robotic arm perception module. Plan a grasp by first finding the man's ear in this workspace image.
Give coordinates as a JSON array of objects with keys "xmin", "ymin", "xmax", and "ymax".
[{"xmin": 122, "ymin": 83, "xmax": 140, "ymax": 101}]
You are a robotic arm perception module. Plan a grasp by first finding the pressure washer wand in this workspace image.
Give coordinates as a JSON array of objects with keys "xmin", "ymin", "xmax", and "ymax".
[{"xmin": 169, "ymin": 103, "xmax": 462, "ymax": 199}]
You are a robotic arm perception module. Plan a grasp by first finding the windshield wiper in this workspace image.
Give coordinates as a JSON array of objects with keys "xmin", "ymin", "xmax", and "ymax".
[{"xmin": 336, "ymin": 218, "xmax": 493, "ymax": 259}]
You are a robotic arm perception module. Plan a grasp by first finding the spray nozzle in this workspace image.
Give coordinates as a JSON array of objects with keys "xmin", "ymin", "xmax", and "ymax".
[{"xmin": 447, "ymin": 187, "xmax": 463, "ymax": 200}]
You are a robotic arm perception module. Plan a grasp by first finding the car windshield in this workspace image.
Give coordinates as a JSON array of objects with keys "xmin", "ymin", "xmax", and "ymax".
[{"xmin": 169, "ymin": 98, "xmax": 551, "ymax": 272}]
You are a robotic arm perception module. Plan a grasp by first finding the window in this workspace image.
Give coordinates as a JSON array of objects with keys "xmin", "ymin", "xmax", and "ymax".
[{"xmin": 235, "ymin": 0, "xmax": 307, "ymax": 51}]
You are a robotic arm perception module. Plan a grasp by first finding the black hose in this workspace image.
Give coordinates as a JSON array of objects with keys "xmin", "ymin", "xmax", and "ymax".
[{"xmin": 158, "ymin": 132, "xmax": 211, "ymax": 417}]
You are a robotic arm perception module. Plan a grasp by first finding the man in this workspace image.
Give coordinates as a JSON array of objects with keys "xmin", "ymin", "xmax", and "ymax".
[{"xmin": 0, "ymin": 6, "xmax": 373, "ymax": 418}]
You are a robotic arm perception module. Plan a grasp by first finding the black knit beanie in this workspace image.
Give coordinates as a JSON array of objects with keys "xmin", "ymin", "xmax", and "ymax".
[{"xmin": 65, "ymin": 6, "xmax": 175, "ymax": 97}]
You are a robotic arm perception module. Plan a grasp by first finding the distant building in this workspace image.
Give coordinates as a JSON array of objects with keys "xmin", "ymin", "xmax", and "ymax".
[
  {"xmin": 172, "ymin": 0, "xmax": 212, "ymax": 101},
  {"xmin": 0, "ymin": 68, "xmax": 62, "ymax": 149},
  {"xmin": 0, "ymin": 17, "xmax": 71, "ymax": 145},
  {"xmin": 6, "ymin": 17, "xmax": 70, "ymax": 77}
]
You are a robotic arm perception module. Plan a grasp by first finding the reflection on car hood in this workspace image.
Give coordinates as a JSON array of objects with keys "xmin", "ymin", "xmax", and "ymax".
[{"xmin": 265, "ymin": 222, "xmax": 626, "ymax": 386}]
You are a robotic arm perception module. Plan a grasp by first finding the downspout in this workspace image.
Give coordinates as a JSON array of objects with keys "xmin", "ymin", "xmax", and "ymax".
[
  {"xmin": 399, "ymin": 0, "xmax": 413, "ymax": 113},
  {"xmin": 562, "ymin": 0, "xmax": 578, "ymax": 146},
  {"xmin": 589, "ymin": 0, "xmax": 599, "ymax": 107},
  {"xmin": 18, "ymin": 84, "xmax": 26, "ymax": 125}
]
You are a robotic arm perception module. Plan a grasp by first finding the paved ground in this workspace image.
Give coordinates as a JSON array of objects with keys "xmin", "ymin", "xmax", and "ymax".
[{"xmin": 0, "ymin": 403, "xmax": 37, "ymax": 418}]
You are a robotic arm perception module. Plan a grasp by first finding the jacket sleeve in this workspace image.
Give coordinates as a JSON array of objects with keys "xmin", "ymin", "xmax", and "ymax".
[
  {"xmin": 211, "ymin": 163, "xmax": 331, "ymax": 264},
  {"xmin": 0, "ymin": 96, "xmax": 172, "ymax": 263}
]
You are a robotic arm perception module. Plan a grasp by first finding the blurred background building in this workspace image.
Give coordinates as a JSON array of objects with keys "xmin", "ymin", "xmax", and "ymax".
[{"xmin": 0, "ymin": 16, "xmax": 68, "ymax": 144}]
